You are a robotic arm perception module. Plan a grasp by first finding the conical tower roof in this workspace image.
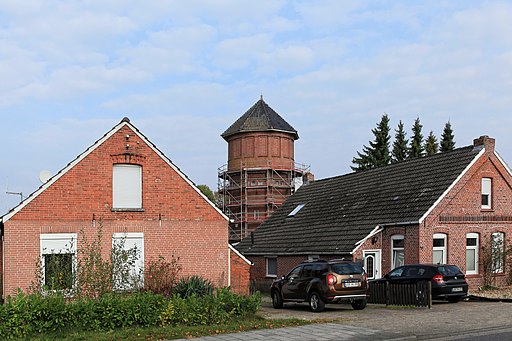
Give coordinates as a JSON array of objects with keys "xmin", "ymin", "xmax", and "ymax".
[{"xmin": 222, "ymin": 98, "xmax": 299, "ymax": 140}]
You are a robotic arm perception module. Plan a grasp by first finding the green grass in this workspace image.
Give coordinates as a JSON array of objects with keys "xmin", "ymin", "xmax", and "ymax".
[{"xmin": 28, "ymin": 315, "xmax": 313, "ymax": 341}]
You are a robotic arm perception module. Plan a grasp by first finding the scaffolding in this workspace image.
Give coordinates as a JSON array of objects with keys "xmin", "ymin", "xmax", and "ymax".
[{"xmin": 218, "ymin": 160, "xmax": 310, "ymax": 242}]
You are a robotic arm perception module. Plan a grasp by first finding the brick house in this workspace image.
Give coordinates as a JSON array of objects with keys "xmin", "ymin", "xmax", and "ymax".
[
  {"xmin": 236, "ymin": 136, "xmax": 512, "ymax": 291},
  {"xmin": 0, "ymin": 118, "xmax": 237, "ymax": 298}
]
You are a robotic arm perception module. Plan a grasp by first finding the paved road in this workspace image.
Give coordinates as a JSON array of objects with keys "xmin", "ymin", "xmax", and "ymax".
[{"xmin": 175, "ymin": 299, "xmax": 512, "ymax": 340}]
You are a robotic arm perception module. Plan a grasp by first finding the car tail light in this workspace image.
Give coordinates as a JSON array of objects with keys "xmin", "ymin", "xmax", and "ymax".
[
  {"xmin": 327, "ymin": 274, "xmax": 337, "ymax": 286},
  {"xmin": 433, "ymin": 274, "xmax": 444, "ymax": 284}
]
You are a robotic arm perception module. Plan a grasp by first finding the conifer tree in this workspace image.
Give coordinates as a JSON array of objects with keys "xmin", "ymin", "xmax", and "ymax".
[
  {"xmin": 351, "ymin": 114, "xmax": 391, "ymax": 171},
  {"xmin": 391, "ymin": 120, "xmax": 408, "ymax": 163},
  {"xmin": 425, "ymin": 131, "xmax": 439, "ymax": 156},
  {"xmin": 408, "ymin": 118, "xmax": 424, "ymax": 159},
  {"xmin": 440, "ymin": 121, "xmax": 456, "ymax": 152}
]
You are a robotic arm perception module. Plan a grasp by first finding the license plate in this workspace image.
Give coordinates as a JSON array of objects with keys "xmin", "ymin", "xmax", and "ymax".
[
  {"xmin": 452, "ymin": 287, "xmax": 463, "ymax": 292},
  {"xmin": 343, "ymin": 282, "xmax": 360, "ymax": 288}
]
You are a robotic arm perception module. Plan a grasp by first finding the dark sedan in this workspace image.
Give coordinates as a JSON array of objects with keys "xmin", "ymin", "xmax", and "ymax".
[{"xmin": 373, "ymin": 264, "xmax": 469, "ymax": 303}]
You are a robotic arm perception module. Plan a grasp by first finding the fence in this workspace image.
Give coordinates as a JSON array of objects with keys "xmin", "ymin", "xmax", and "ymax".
[{"xmin": 368, "ymin": 281, "xmax": 432, "ymax": 308}]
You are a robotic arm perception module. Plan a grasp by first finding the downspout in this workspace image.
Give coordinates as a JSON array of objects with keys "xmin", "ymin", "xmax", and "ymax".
[
  {"xmin": 1, "ymin": 220, "xmax": 4, "ymax": 301},
  {"xmin": 227, "ymin": 245, "xmax": 231, "ymax": 287}
]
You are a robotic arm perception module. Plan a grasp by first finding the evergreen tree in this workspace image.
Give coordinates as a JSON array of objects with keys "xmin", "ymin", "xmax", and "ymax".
[
  {"xmin": 440, "ymin": 121, "xmax": 456, "ymax": 152},
  {"xmin": 391, "ymin": 120, "xmax": 408, "ymax": 163},
  {"xmin": 425, "ymin": 131, "xmax": 439, "ymax": 156},
  {"xmin": 351, "ymin": 114, "xmax": 391, "ymax": 171},
  {"xmin": 408, "ymin": 117, "xmax": 424, "ymax": 159}
]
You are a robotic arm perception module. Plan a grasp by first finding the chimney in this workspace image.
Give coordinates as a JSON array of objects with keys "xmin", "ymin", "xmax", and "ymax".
[
  {"xmin": 473, "ymin": 135, "xmax": 495, "ymax": 153},
  {"xmin": 302, "ymin": 172, "xmax": 315, "ymax": 185}
]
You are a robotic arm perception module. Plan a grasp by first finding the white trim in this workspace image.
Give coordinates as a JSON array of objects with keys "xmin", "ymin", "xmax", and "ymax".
[
  {"xmin": 2, "ymin": 120, "xmax": 229, "ymax": 223},
  {"xmin": 433, "ymin": 233, "xmax": 447, "ymax": 264},
  {"xmin": 495, "ymin": 151, "xmax": 512, "ymax": 177},
  {"xmin": 228, "ymin": 244, "xmax": 253, "ymax": 265},
  {"xmin": 351, "ymin": 226, "xmax": 382, "ymax": 254},
  {"xmin": 419, "ymin": 148, "xmax": 485, "ymax": 224},
  {"xmin": 2, "ymin": 123, "xmax": 124, "ymax": 222},
  {"xmin": 265, "ymin": 257, "xmax": 277, "ymax": 278},
  {"xmin": 391, "ymin": 234, "xmax": 405, "ymax": 269},
  {"xmin": 466, "ymin": 232, "xmax": 479, "ymax": 275}
]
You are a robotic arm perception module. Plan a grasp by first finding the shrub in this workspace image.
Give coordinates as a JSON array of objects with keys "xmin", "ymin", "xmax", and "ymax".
[
  {"xmin": 0, "ymin": 289, "xmax": 261, "ymax": 338},
  {"xmin": 144, "ymin": 255, "xmax": 182, "ymax": 297},
  {"xmin": 174, "ymin": 275, "xmax": 214, "ymax": 298}
]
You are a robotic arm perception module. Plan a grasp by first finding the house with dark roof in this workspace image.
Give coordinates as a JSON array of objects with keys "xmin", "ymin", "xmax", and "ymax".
[
  {"xmin": 236, "ymin": 135, "xmax": 512, "ymax": 290},
  {"xmin": 0, "ymin": 118, "xmax": 250, "ymax": 298}
]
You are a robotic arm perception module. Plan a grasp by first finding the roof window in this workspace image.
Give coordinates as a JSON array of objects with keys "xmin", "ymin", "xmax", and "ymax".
[{"xmin": 288, "ymin": 203, "xmax": 305, "ymax": 217}]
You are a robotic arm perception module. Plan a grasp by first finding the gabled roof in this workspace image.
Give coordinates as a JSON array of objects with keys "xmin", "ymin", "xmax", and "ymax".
[
  {"xmin": 236, "ymin": 145, "xmax": 485, "ymax": 256},
  {"xmin": 222, "ymin": 98, "xmax": 298, "ymax": 140},
  {"xmin": 1, "ymin": 118, "xmax": 228, "ymax": 223}
]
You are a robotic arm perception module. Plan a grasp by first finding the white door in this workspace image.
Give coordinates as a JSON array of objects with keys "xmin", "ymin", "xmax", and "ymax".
[{"xmin": 363, "ymin": 250, "xmax": 382, "ymax": 280}]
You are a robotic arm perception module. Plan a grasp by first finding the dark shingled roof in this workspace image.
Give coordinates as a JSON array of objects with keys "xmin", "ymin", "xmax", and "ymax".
[
  {"xmin": 222, "ymin": 98, "xmax": 298, "ymax": 140},
  {"xmin": 236, "ymin": 145, "xmax": 482, "ymax": 255}
]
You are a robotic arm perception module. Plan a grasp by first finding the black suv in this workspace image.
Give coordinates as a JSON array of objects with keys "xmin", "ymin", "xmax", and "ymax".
[
  {"xmin": 270, "ymin": 259, "xmax": 369, "ymax": 312},
  {"xmin": 374, "ymin": 264, "xmax": 469, "ymax": 303}
]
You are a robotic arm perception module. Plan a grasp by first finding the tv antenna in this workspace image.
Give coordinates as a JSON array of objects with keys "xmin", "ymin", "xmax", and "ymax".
[{"xmin": 6, "ymin": 191, "xmax": 24, "ymax": 203}]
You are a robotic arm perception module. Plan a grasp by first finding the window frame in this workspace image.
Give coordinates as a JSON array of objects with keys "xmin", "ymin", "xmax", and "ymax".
[
  {"xmin": 491, "ymin": 232, "xmax": 505, "ymax": 273},
  {"xmin": 481, "ymin": 177, "xmax": 492, "ymax": 209},
  {"xmin": 112, "ymin": 232, "xmax": 145, "ymax": 290},
  {"xmin": 112, "ymin": 164, "xmax": 143, "ymax": 210},
  {"xmin": 466, "ymin": 232, "xmax": 479, "ymax": 275},
  {"xmin": 391, "ymin": 234, "xmax": 405, "ymax": 269},
  {"xmin": 433, "ymin": 233, "xmax": 447, "ymax": 264},
  {"xmin": 40, "ymin": 233, "xmax": 78, "ymax": 292},
  {"xmin": 266, "ymin": 257, "xmax": 277, "ymax": 278}
]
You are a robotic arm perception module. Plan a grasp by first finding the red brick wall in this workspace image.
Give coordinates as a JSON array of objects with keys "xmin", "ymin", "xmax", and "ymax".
[
  {"xmin": 420, "ymin": 147, "xmax": 512, "ymax": 288},
  {"xmin": 2, "ymin": 124, "xmax": 228, "ymax": 297},
  {"xmin": 229, "ymin": 248, "xmax": 251, "ymax": 296},
  {"xmin": 227, "ymin": 132, "xmax": 295, "ymax": 170}
]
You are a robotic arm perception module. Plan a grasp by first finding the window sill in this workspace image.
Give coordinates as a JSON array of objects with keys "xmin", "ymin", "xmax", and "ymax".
[
  {"xmin": 481, "ymin": 208, "xmax": 494, "ymax": 212},
  {"xmin": 266, "ymin": 275, "xmax": 277, "ymax": 279},
  {"xmin": 465, "ymin": 274, "xmax": 481, "ymax": 278},
  {"xmin": 111, "ymin": 208, "xmax": 145, "ymax": 212}
]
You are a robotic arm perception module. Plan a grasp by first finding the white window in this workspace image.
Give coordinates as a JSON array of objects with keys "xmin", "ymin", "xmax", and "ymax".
[
  {"xmin": 40, "ymin": 233, "xmax": 77, "ymax": 291},
  {"xmin": 466, "ymin": 233, "xmax": 479, "ymax": 275},
  {"xmin": 492, "ymin": 232, "xmax": 505, "ymax": 273},
  {"xmin": 253, "ymin": 210, "xmax": 260, "ymax": 220},
  {"xmin": 391, "ymin": 235, "xmax": 405, "ymax": 269},
  {"xmin": 482, "ymin": 178, "xmax": 492, "ymax": 209},
  {"xmin": 266, "ymin": 257, "xmax": 277, "ymax": 277},
  {"xmin": 307, "ymin": 255, "xmax": 320, "ymax": 261},
  {"xmin": 112, "ymin": 232, "xmax": 144, "ymax": 290},
  {"xmin": 113, "ymin": 164, "xmax": 142, "ymax": 209},
  {"xmin": 288, "ymin": 203, "xmax": 305, "ymax": 217},
  {"xmin": 433, "ymin": 233, "xmax": 447, "ymax": 264}
]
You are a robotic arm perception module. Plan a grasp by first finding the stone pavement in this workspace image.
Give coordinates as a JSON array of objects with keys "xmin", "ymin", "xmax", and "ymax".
[
  {"xmin": 174, "ymin": 299, "xmax": 512, "ymax": 341},
  {"xmin": 174, "ymin": 323, "xmax": 410, "ymax": 341}
]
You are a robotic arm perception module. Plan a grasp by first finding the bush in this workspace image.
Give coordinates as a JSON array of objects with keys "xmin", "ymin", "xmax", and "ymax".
[
  {"xmin": 0, "ymin": 289, "xmax": 261, "ymax": 338},
  {"xmin": 174, "ymin": 275, "xmax": 214, "ymax": 298},
  {"xmin": 144, "ymin": 255, "xmax": 182, "ymax": 297}
]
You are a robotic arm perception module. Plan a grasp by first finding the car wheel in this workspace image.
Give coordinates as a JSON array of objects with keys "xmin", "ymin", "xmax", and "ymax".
[
  {"xmin": 271, "ymin": 290, "xmax": 283, "ymax": 309},
  {"xmin": 447, "ymin": 297, "xmax": 461, "ymax": 303},
  {"xmin": 309, "ymin": 291, "xmax": 325, "ymax": 312},
  {"xmin": 351, "ymin": 299, "xmax": 367, "ymax": 310}
]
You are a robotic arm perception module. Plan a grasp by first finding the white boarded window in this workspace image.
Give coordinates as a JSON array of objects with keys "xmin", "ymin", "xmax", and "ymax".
[
  {"xmin": 113, "ymin": 164, "xmax": 142, "ymax": 209},
  {"xmin": 266, "ymin": 257, "xmax": 277, "ymax": 277},
  {"xmin": 482, "ymin": 178, "xmax": 492, "ymax": 209},
  {"xmin": 112, "ymin": 232, "xmax": 144, "ymax": 290},
  {"xmin": 433, "ymin": 233, "xmax": 447, "ymax": 264},
  {"xmin": 466, "ymin": 233, "xmax": 479, "ymax": 275}
]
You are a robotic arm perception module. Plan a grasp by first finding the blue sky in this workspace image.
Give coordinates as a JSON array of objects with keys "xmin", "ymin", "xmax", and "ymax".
[{"xmin": 1, "ymin": 1, "xmax": 512, "ymax": 214}]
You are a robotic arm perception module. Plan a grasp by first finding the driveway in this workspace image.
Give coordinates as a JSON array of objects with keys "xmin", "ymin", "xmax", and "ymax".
[
  {"xmin": 259, "ymin": 299, "xmax": 512, "ymax": 339},
  {"xmin": 175, "ymin": 299, "xmax": 512, "ymax": 340}
]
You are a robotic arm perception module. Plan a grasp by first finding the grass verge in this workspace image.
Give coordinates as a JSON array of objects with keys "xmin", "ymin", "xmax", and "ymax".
[{"xmin": 29, "ymin": 315, "xmax": 314, "ymax": 341}]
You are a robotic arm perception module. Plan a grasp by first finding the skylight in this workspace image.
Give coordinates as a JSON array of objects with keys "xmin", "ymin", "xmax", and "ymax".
[{"xmin": 288, "ymin": 203, "xmax": 305, "ymax": 217}]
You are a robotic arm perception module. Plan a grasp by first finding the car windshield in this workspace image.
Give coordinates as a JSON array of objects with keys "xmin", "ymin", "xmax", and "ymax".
[
  {"xmin": 438, "ymin": 265, "xmax": 463, "ymax": 276},
  {"xmin": 331, "ymin": 263, "xmax": 363, "ymax": 275}
]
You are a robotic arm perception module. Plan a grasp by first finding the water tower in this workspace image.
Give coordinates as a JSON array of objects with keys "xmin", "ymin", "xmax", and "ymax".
[{"xmin": 218, "ymin": 97, "xmax": 310, "ymax": 242}]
